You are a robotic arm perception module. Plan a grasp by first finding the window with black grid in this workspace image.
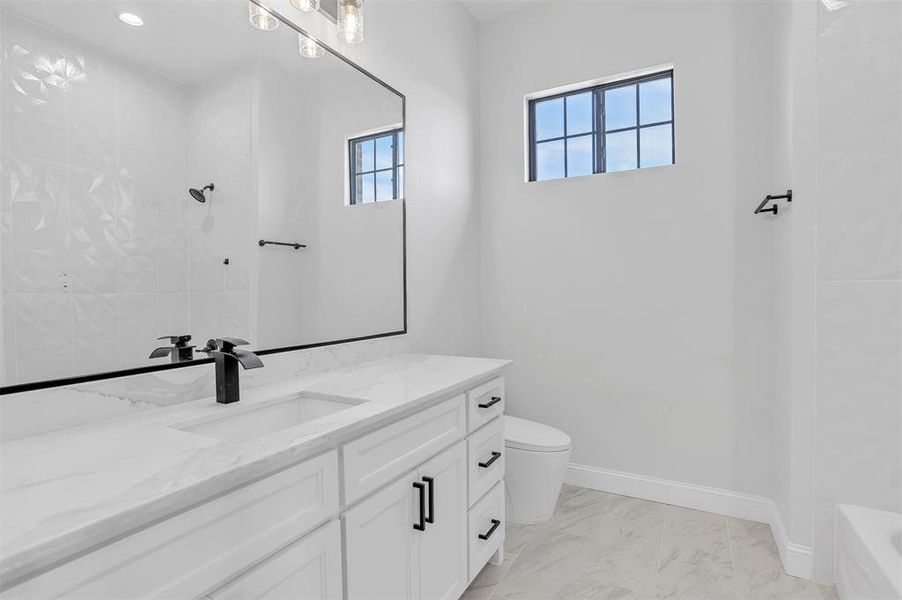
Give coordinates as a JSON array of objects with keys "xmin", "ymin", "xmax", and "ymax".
[{"xmin": 529, "ymin": 71, "xmax": 674, "ymax": 182}]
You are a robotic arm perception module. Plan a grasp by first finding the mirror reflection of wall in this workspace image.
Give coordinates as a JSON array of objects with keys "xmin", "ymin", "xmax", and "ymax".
[{"xmin": 0, "ymin": 1, "xmax": 404, "ymax": 387}]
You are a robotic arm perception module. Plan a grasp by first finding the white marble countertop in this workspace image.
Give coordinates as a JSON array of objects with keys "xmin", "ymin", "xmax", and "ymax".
[{"xmin": 0, "ymin": 353, "xmax": 510, "ymax": 587}]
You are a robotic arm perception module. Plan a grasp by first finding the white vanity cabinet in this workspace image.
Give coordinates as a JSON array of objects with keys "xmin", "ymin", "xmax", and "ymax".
[
  {"xmin": 344, "ymin": 442, "xmax": 467, "ymax": 600},
  {"xmin": 2, "ymin": 372, "xmax": 507, "ymax": 600},
  {"xmin": 206, "ymin": 521, "xmax": 343, "ymax": 600}
]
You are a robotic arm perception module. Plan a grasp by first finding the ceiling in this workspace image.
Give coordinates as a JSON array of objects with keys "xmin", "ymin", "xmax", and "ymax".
[
  {"xmin": 0, "ymin": 0, "xmax": 345, "ymax": 86},
  {"xmin": 459, "ymin": 0, "xmax": 545, "ymax": 22}
]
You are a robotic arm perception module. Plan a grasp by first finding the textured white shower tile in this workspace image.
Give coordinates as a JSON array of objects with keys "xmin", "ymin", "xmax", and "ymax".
[
  {"xmin": 223, "ymin": 290, "xmax": 250, "ymax": 341},
  {"xmin": 118, "ymin": 294, "xmax": 158, "ymax": 367},
  {"xmin": 157, "ymin": 292, "xmax": 189, "ymax": 337},
  {"xmin": 67, "ymin": 167, "xmax": 122, "ymax": 293},
  {"xmin": 158, "ymin": 247, "xmax": 188, "ymax": 292},
  {"xmin": 223, "ymin": 247, "xmax": 250, "ymax": 291},
  {"xmin": 8, "ymin": 157, "xmax": 70, "ymax": 293},
  {"xmin": 67, "ymin": 47, "xmax": 116, "ymax": 173},
  {"xmin": 818, "ymin": 0, "xmax": 902, "ymax": 58},
  {"xmin": 117, "ymin": 179, "xmax": 158, "ymax": 293},
  {"xmin": 157, "ymin": 191, "xmax": 188, "ymax": 247},
  {"xmin": 72, "ymin": 294, "xmax": 121, "ymax": 375},
  {"xmin": 1, "ymin": 295, "xmax": 17, "ymax": 385},
  {"xmin": 14, "ymin": 294, "xmax": 71, "ymax": 383},
  {"xmin": 815, "ymin": 280, "xmax": 902, "ymax": 575},
  {"xmin": 0, "ymin": 154, "xmax": 16, "ymax": 295},
  {"xmin": 189, "ymin": 291, "xmax": 226, "ymax": 347},
  {"xmin": 187, "ymin": 242, "xmax": 225, "ymax": 292},
  {"xmin": 817, "ymin": 42, "xmax": 902, "ymax": 281},
  {"xmin": 2, "ymin": 14, "xmax": 69, "ymax": 164}
]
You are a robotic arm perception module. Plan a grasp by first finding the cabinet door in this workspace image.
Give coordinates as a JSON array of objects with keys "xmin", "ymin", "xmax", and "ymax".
[
  {"xmin": 209, "ymin": 521, "xmax": 342, "ymax": 600},
  {"xmin": 417, "ymin": 441, "xmax": 468, "ymax": 600},
  {"xmin": 344, "ymin": 472, "xmax": 420, "ymax": 600}
]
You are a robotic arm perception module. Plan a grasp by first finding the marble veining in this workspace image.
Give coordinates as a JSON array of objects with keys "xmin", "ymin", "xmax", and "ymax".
[
  {"xmin": 464, "ymin": 486, "xmax": 834, "ymax": 600},
  {"xmin": 0, "ymin": 335, "xmax": 409, "ymax": 442},
  {"xmin": 0, "ymin": 353, "xmax": 509, "ymax": 587}
]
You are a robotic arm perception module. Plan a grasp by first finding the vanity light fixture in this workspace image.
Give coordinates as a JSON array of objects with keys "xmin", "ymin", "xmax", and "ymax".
[
  {"xmin": 298, "ymin": 35, "xmax": 325, "ymax": 58},
  {"xmin": 248, "ymin": 2, "xmax": 280, "ymax": 31},
  {"xmin": 118, "ymin": 12, "xmax": 144, "ymax": 27},
  {"xmin": 290, "ymin": 0, "xmax": 320, "ymax": 12},
  {"xmin": 338, "ymin": 0, "xmax": 364, "ymax": 44}
]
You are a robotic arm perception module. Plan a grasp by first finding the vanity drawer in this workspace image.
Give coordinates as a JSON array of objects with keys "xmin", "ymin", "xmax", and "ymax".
[
  {"xmin": 343, "ymin": 396, "xmax": 466, "ymax": 504},
  {"xmin": 466, "ymin": 377, "xmax": 505, "ymax": 433},
  {"xmin": 467, "ymin": 481, "xmax": 505, "ymax": 581},
  {"xmin": 467, "ymin": 417, "xmax": 505, "ymax": 507},
  {"xmin": 3, "ymin": 451, "xmax": 339, "ymax": 599}
]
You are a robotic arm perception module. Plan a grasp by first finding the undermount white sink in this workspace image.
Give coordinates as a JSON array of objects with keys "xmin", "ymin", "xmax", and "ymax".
[{"xmin": 172, "ymin": 395, "xmax": 359, "ymax": 444}]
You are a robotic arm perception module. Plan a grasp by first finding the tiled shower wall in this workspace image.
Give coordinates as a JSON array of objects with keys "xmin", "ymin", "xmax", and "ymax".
[
  {"xmin": 0, "ymin": 12, "xmax": 252, "ymax": 386},
  {"xmin": 812, "ymin": 0, "xmax": 902, "ymax": 581}
]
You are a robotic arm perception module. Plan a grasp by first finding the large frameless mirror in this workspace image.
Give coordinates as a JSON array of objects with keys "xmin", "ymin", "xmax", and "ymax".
[{"xmin": 0, "ymin": 0, "xmax": 405, "ymax": 390}]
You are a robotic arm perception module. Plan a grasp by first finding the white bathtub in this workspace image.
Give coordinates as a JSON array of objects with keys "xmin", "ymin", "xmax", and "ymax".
[{"xmin": 836, "ymin": 505, "xmax": 902, "ymax": 600}]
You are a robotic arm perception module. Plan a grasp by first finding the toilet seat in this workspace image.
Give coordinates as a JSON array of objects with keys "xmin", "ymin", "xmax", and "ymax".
[{"xmin": 504, "ymin": 416, "xmax": 571, "ymax": 452}]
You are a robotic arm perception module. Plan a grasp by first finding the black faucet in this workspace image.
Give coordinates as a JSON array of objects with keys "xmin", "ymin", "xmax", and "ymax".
[
  {"xmin": 198, "ymin": 338, "xmax": 264, "ymax": 404},
  {"xmin": 149, "ymin": 335, "xmax": 196, "ymax": 363}
]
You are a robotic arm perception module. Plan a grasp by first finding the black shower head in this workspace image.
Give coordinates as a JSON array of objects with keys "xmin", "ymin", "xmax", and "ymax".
[{"xmin": 189, "ymin": 183, "xmax": 214, "ymax": 203}]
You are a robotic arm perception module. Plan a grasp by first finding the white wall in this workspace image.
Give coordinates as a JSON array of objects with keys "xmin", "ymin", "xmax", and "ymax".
[{"xmin": 478, "ymin": 1, "xmax": 783, "ymax": 498}]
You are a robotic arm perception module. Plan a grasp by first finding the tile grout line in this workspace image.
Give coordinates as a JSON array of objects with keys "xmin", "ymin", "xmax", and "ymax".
[{"xmin": 725, "ymin": 517, "xmax": 739, "ymax": 600}]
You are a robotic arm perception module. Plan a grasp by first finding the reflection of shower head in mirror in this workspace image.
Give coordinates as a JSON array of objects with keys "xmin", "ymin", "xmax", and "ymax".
[{"xmin": 189, "ymin": 183, "xmax": 215, "ymax": 203}]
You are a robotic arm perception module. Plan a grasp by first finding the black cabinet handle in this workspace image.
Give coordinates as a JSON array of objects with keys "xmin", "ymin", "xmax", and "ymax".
[
  {"xmin": 478, "ymin": 451, "xmax": 502, "ymax": 469},
  {"xmin": 423, "ymin": 476, "xmax": 435, "ymax": 524},
  {"xmin": 478, "ymin": 519, "xmax": 502, "ymax": 540},
  {"xmin": 478, "ymin": 396, "xmax": 502, "ymax": 409},
  {"xmin": 413, "ymin": 481, "xmax": 426, "ymax": 531}
]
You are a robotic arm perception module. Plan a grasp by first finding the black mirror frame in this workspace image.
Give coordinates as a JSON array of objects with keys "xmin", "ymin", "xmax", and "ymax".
[{"xmin": 0, "ymin": 3, "xmax": 407, "ymax": 396}]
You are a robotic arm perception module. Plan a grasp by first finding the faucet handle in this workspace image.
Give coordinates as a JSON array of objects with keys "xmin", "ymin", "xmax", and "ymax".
[
  {"xmin": 217, "ymin": 337, "xmax": 249, "ymax": 353},
  {"xmin": 200, "ymin": 337, "xmax": 249, "ymax": 354},
  {"xmin": 157, "ymin": 334, "xmax": 193, "ymax": 348}
]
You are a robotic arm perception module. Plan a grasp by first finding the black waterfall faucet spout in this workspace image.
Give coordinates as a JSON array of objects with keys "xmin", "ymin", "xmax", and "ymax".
[
  {"xmin": 198, "ymin": 337, "xmax": 264, "ymax": 404},
  {"xmin": 149, "ymin": 334, "xmax": 196, "ymax": 363}
]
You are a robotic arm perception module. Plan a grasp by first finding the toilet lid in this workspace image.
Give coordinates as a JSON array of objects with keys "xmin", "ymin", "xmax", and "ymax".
[{"xmin": 504, "ymin": 416, "xmax": 571, "ymax": 452}]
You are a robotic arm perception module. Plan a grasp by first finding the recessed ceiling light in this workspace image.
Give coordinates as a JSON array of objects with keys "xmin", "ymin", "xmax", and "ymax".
[{"xmin": 118, "ymin": 12, "xmax": 144, "ymax": 27}]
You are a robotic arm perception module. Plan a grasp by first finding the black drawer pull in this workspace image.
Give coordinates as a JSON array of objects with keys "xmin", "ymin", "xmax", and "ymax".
[
  {"xmin": 478, "ymin": 396, "xmax": 502, "ymax": 409},
  {"xmin": 423, "ymin": 476, "xmax": 435, "ymax": 524},
  {"xmin": 478, "ymin": 451, "xmax": 502, "ymax": 469},
  {"xmin": 413, "ymin": 481, "xmax": 426, "ymax": 531},
  {"xmin": 478, "ymin": 519, "xmax": 501, "ymax": 541}
]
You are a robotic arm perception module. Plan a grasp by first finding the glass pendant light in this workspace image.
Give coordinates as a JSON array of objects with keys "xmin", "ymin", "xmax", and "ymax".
[
  {"xmin": 338, "ymin": 0, "xmax": 364, "ymax": 44},
  {"xmin": 290, "ymin": 0, "xmax": 320, "ymax": 11},
  {"xmin": 299, "ymin": 35, "xmax": 325, "ymax": 58},
  {"xmin": 248, "ymin": 2, "xmax": 279, "ymax": 30}
]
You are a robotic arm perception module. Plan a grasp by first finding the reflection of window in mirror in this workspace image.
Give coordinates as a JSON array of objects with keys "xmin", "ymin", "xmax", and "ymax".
[{"xmin": 348, "ymin": 128, "xmax": 404, "ymax": 204}]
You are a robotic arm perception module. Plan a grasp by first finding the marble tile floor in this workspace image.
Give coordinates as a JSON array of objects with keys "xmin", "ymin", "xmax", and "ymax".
[{"xmin": 463, "ymin": 486, "xmax": 839, "ymax": 600}]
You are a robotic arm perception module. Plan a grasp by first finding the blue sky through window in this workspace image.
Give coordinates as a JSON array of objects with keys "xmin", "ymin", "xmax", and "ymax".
[{"xmin": 531, "ymin": 71, "xmax": 673, "ymax": 181}]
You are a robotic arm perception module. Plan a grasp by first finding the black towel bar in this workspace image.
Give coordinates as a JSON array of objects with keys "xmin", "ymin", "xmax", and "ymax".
[{"xmin": 258, "ymin": 239, "xmax": 307, "ymax": 250}]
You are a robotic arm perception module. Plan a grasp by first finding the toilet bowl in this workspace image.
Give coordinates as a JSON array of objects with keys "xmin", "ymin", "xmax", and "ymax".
[{"xmin": 504, "ymin": 415, "xmax": 572, "ymax": 524}]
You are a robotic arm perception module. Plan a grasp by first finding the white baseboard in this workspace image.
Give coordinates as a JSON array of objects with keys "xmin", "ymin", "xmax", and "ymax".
[{"xmin": 565, "ymin": 463, "xmax": 813, "ymax": 580}]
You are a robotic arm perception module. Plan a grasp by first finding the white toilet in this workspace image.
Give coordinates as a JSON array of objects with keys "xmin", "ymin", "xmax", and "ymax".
[{"xmin": 504, "ymin": 416, "xmax": 572, "ymax": 524}]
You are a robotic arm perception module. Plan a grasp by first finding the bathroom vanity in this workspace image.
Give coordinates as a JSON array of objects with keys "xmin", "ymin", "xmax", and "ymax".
[{"xmin": 0, "ymin": 355, "xmax": 509, "ymax": 599}]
